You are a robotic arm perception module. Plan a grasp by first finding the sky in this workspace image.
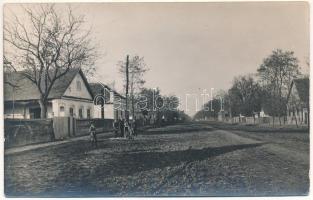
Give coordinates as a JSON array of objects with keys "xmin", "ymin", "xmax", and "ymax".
[{"xmin": 4, "ymin": 2, "xmax": 310, "ymax": 116}]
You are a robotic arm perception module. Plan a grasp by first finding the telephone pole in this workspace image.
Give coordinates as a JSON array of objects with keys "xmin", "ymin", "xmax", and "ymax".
[{"xmin": 125, "ymin": 55, "xmax": 129, "ymax": 122}]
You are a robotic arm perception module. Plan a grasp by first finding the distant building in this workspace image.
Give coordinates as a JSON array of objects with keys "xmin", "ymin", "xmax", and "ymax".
[
  {"xmin": 218, "ymin": 110, "xmax": 226, "ymax": 121},
  {"xmin": 90, "ymin": 83, "xmax": 126, "ymax": 120},
  {"xmin": 286, "ymin": 78, "xmax": 309, "ymax": 125},
  {"xmin": 4, "ymin": 69, "xmax": 94, "ymax": 119}
]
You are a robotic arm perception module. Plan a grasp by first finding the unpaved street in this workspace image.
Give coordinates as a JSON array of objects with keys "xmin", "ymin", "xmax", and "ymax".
[{"xmin": 4, "ymin": 122, "xmax": 309, "ymax": 197}]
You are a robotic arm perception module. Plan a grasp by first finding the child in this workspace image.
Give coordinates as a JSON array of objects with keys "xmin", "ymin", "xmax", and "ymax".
[
  {"xmin": 89, "ymin": 121, "xmax": 97, "ymax": 148},
  {"xmin": 113, "ymin": 120, "xmax": 119, "ymax": 137}
]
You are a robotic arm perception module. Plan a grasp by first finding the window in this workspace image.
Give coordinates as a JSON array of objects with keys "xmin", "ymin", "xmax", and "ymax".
[
  {"xmin": 79, "ymin": 107, "xmax": 83, "ymax": 118},
  {"xmin": 77, "ymin": 81, "xmax": 81, "ymax": 91},
  {"xmin": 87, "ymin": 108, "xmax": 91, "ymax": 119},
  {"xmin": 69, "ymin": 107, "xmax": 74, "ymax": 117},
  {"xmin": 59, "ymin": 106, "xmax": 65, "ymax": 117}
]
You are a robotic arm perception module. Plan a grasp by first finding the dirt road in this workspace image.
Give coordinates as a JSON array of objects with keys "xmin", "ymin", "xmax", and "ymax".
[{"xmin": 4, "ymin": 122, "xmax": 309, "ymax": 197}]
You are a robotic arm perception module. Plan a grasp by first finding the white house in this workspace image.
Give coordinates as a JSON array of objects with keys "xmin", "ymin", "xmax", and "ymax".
[
  {"xmin": 286, "ymin": 78, "xmax": 309, "ymax": 125},
  {"xmin": 4, "ymin": 68, "xmax": 95, "ymax": 119},
  {"xmin": 90, "ymin": 83, "xmax": 126, "ymax": 120}
]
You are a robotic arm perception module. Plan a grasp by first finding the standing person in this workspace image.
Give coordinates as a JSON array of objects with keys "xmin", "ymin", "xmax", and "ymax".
[
  {"xmin": 124, "ymin": 120, "xmax": 129, "ymax": 139},
  {"xmin": 113, "ymin": 120, "xmax": 119, "ymax": 137},
  {"xmin": 89, "ymin": 121, "xmax": 97, "ymax": 148},
  {"xmin": 133, "ymin": 118, "xmax": 138, "ymax": 136},
  {"xmin": 119, "ymin": 118, "xmax": 125, "ymax": 137},
  {"xmin": 130, "ymin": 119, "xmax": 135, "ymax": 139}
]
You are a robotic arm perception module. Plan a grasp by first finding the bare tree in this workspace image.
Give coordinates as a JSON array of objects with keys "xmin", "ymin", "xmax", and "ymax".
[
  {"xmin": 4, "ymin": 4, "xmax": 97, "ymax": 118},
  {"xmin": 118, "ymin": 55, "xmax": 149, "ymax": 118},
  {"xmin": 257, "ymin": 49, "xmax": 300, "ymax": 125}
]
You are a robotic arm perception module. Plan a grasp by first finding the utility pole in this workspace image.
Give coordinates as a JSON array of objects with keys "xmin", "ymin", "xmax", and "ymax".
[
  {"xmin": 101, "ymin": 88, "xmax": 104, "ymax": 119},
  {"xmin": 125, "ymin": 55, "xmax": 129, "ymax": 122}
]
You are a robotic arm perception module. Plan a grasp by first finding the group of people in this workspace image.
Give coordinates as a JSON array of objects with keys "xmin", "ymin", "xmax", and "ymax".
[
  {"xmin": 89, "ymin": 118, "xmax": 138, "ymax": 148},
  {"xmin": 113, "ymin": 118, "xmax": 138, "ymax": 139}
]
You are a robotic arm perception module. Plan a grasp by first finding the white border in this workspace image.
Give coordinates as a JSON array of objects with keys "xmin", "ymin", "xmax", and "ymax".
[{"xmin": 0, "ymin": 1, "xmax": 311, "ymax": 200}]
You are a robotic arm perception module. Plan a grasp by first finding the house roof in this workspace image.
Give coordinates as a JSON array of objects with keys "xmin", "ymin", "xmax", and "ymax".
[
  {"xmin": 89, "ymin": 82, "xmax": 126, "ymax": 99},
  {"xmin": 4, "ymin": 68, "xmax": 93, "ymax": 101},
  {"xmin": 293, "ymin": 78, "xmax": 309, "ymax": 104}
]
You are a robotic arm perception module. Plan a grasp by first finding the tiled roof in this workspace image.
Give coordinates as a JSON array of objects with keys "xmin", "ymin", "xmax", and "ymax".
[
  {"xmin": 4, "ymin": 68, "xmax": 82, "ymax": 101},
  {"xmin": 90, "ymin": 82, "xmax": 126, "ymax": 99}
]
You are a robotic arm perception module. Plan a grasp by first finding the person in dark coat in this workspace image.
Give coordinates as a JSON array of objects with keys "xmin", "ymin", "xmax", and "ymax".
[
  {"xmin": 119, "ymin": 118, "xmax": 125, "ymax": 137},
  {"xmin": 132, "ymin": 118, "xmax": 138, "ymax": 136},
  {"xmin": 89, "ymin": 121, "xmax": 97, "ymax": 148}
]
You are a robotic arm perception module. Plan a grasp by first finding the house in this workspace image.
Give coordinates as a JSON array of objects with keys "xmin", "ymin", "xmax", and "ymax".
[
  {"xmin": 90, "ymin": 83, "xmax": 126, "ymax": 120},
  {"xmin": 286, "ymin": 78, "xmax": 309, "ymax": 125},
  {"xmin": 4, "ymin": 68, "xmax": 95, "ymax": 119}
]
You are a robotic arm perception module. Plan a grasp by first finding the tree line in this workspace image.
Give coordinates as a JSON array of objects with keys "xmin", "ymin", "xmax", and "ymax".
[
  {"xmin": 194, "ymin": 49, "xmax": 305, "ymax": 124},
  {"xmin": 118, "ymin": 55, "xmax": 190, "ymax": 125}
]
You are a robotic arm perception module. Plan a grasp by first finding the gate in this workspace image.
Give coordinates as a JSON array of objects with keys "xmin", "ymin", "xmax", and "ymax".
[{"xmin": 53, "ymin": 117, "xmax": 76, "ymax": 139}]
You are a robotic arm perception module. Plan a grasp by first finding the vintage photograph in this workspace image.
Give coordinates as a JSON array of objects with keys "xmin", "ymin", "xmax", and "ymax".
[{"xmin": 3, "ymin": 1, "xmax": 310, "ymax": 197}]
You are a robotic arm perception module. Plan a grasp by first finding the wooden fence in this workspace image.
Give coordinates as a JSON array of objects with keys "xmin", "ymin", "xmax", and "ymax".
[
  {"xmin": 4, "ymin": 118, "xmax": 115, "ymax": 148},
  {"xmin": 224, "ymin": 116, "xmax": 306, "ymax": 126},
  {"xmin": 75, "ymin": 118, "xmax": 114, "ymax": 136},
  {"xmin": 4, "ymin": 119, "xmax": 54, "ymax": 148}
]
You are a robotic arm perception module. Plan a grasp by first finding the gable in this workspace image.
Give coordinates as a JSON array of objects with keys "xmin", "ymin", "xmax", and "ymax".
[
  {"xmin": 287, "ymin": 78, "xmax": 309, "ymax": 108},
  {"xmin": 63, "ymin": 72, "xmax": 93, "ymax": 100},
  {"xmin": 294, "ymin": 78, "xmax": 309, "ymax": 104},
  {"xmin": 289, "ymin": 83, "xmax": 301, "ymax": 102}
]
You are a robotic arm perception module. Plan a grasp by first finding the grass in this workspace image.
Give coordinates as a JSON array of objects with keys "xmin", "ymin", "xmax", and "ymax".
[{"xmin": 197, "ymin": 121, "xmax": 309, "ymax": 133}]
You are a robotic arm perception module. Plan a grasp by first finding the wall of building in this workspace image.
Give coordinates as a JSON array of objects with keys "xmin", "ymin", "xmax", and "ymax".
[
  {"xmin": 4, "ymin": 103, "xmax": 28, "ymax": 119},
  {"xmin": 287, "ymin": 108, "xmax": 308, "ymax": 125},
  {"xmin": 52, "ymin": 98, "xmax": 94, "ymax": 119},
  {"xmin": 5, "ymin": 99, "xmax": 94, "ymax": 119},
  {"xmin": 63, "ymin": 72, "xmax": 93, "ymax": 100},
  {"xmin": 93, "ymin": 104, "xmax": 114, "ymax": 119},
  {"xmin": 4, "ymin": 102, "xmax": 53, "ymax": 119}
]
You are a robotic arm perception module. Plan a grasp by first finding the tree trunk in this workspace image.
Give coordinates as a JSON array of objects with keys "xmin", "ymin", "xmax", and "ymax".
[
  {"xmin": 283, "ymin": 115, "xmax": 286, "ymax": 125},
  {"xmin": 295, "ymin": 114, "xmax": 298, "ymax": 128},
  {"xmin": 131, "ymin": 94, "xmax": 135, "ymax": 119},
  {"xmin": 39, "ymin": 99, "xmax": 47, "ymax": 119},
  {"xmin": 307, "ymin": 102, "xmax": 310, "ymax": 129}
]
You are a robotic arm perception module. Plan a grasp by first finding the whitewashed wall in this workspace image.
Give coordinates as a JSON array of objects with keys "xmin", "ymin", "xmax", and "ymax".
[
  {"xmin": 93, "ymin": 104, "xmax": 114, "ymax": 119},
  {"xmin": 52, "ymin": 99, "xmax": 94, "ymax": 119},
  {"xmin": 63, "ymin": 73, "xmax": 93, "ymax": 100}
]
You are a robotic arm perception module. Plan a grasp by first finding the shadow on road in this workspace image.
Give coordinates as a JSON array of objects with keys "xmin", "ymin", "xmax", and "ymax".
[
  {"xmin": 141, "ymin": 124, "xmax": 214, "ymax": 135},
  {"xmin": 4, "ymin": 140, "xmax": 267, "ymax": 197},
  {"xmin": 105, "ymin": 142, "xmax": 265, "ymax": 177}
]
